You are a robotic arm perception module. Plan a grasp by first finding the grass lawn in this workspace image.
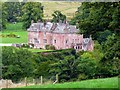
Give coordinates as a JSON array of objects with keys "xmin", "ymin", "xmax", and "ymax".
[
  {"xmin": 21, "ymin": 77, "xmax": 118, "ymax": 88},
  {"xmin": 25, "ymin": 48, "xmax": 53, "ymax": 53},
  {"xmin": 1, "ymin": 31, "xmax": 28, "ymax": 43},
  {"xmin": 1, "ymin": 22, "xmax": 28, "ymax": 43}
]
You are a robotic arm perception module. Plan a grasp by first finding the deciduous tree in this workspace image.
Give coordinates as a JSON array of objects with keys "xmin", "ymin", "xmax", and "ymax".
[{"xmin": 22, "ymin": 2, "xmax": 43, "ymax": 29}]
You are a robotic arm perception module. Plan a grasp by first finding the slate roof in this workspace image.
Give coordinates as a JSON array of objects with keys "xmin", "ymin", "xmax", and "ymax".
[{"xmin": 27, "ymin": 22, "xmax": 79, "ymax": 34}]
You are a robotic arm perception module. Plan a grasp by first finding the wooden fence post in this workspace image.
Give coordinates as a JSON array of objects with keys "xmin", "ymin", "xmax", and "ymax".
[
  {"xmin": 6, "ymin": 79, "xmax": 8, "ymax": 88},
  {"xmin": 33, "ymin": 79, "xmax": 35, "ymax": 85},
  {"xmin": 40, "ymin": 76, "xmax": 43, "ymax": 84},
  {"xmin": 53, "ymin": 74, "xmax": 59, "ymax": 84},
  {"xmin": 25, "ymin": 77, "xmax": 27, "ymax": 86},
  {"xmin": 56, "ymin": 74, "xmax": 58, "ymax": 82}
]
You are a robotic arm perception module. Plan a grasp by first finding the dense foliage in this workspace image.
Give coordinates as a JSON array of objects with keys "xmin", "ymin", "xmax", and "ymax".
[
  {"xmin": 2, "ymin": 46, "xmax": 119, "ymax": 83},
  {"xmin": 22, "ymin": 2, "xmax": 44, "ymax": 29},
  {"xmin": 0, "ymin": 2, "xmax": 2, "ymax": 30},
  {"xmin": 2, "ymin": 2, "xmax": 43, "ymax": 29},
  {"xmin": 2, "ymin": 47, "xmax": 35, "ymax": 82},
  {"xmin": 70, "ymin": 2, "xmax": 120, "ymax": 40},
  {"xmin": 2, "ymin": 2, "xmax": 23, "ymax": 22}
]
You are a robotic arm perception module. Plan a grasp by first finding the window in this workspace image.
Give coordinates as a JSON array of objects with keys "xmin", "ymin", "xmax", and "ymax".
[
  {"xmin": 44, "ymin": 39, "xmax": 47, "ymax": 43},
  {"xmin": 66, "ymin": 39, "xmax": 68, "ymax": 44},
  {"xmin": 44, "ymin": 32, "xmax": 46, "ymax": 37},
  {"xmin": 76, "ymin": 46, "xmax": 77, "ymax": 49},
  {"xmin": 34, "ymin": 38, "xmax": 39, "ymax": 43},
  {"xmin": 72, "ymin": 39, "xmax": 74, "ymax": 43},
  {"xmin": 54, "ymin": 40, "xmax": 56, "ymax": 43}
]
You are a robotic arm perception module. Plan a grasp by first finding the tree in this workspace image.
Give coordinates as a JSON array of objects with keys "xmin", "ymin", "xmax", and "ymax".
[
  {"xmin": 71, "ymin": 2, "xmax": 120, "ymax": 40},
  {"xmin": 77, "ymin": 52, "xmax": 98, "ymax": 79},
  {"xmin": 1, "ymin": 2, "xmax": 7, "ymax": 29},
  {"xmin": 49, "ymin": 55, "xmax": 79, "ymax": 82},
  {"xmin": 22, "ymin": 2, "xmax": 44, "ymax": 29},
  {"xmin": 0, "ymin": 3, "xmax": 2, "ymax": 30},
  {"xmin": 51, "ymin": 10, "xmax": 66, "ymax": 23},
  {"xmin": 2, "ymin": 47, "xmax": 35, "ymax": 82},
  {"xmin": 100, "ymin": 34, "xmax": 120, "ymax": 77},
  {"xmin": 2, "ymin": 2, "xmax": 23, "ymax": 22},
  {"xmin": 97, "ymin": 30, "xmax": 112, "ymax": 44}
]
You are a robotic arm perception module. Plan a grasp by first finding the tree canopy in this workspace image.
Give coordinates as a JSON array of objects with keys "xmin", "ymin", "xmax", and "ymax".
[
  {"xmin": 22, "ymin": 2, "xmax": 44, "ymax": 29},
  {"xmin": 71, "ymin": 2, "xmax": 120, "ymax": 39},
  {"xmin": 51, "ymin": 10, "xmax": 66, "ymax": 23}
]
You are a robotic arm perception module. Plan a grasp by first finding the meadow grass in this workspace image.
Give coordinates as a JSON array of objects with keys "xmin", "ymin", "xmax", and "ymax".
[
  {"xmin": 42, "ymin": 2, "xmax": 81, "ymax": 20},
  {"xmin": 1, "ymin": 22, "xmax": 28, "ymax": 43},
  {"xmin": 21, "ymin": 77, "xmax": 118, "ymax": 88}
]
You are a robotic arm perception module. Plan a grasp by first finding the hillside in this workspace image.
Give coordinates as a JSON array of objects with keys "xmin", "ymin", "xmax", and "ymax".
[{"xmin": 42, "ymin": 2, "xmax": 81, "ymax": 20}]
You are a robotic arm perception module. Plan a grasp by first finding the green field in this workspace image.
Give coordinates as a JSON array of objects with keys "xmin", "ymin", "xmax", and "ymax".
[
  {"xmin": 1, "ymin": 22, "xmax": 28, "ymax": 43},
  {"xmin": 25, "ymin": 48, "xmax": 53, "ymax": 52},
  {"xmin": 21, "ymin": 77, "xmax": 118, "ymax": 88}
]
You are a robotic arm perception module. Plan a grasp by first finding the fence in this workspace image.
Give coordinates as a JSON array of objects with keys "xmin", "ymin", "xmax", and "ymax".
[{"xmin": 0, "ymin": 74, "xmax": 59, "ymax": 88}]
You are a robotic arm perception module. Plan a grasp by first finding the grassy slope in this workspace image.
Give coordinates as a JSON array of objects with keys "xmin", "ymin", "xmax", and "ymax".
[
  {"xmin": 1, "ymin": 22, "xmax": 28, "ymax": 43},
  {"xmin": 42, "ymin": 2, "xmax": 81, "ymax": 20},
  {"xmin": 22, "ymin": 77, "xmax": 118, "ymax": 88}
]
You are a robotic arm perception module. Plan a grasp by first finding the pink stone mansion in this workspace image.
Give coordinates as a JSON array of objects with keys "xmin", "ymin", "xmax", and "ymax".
[{"xmin": 27, "ymin": 21, "xmax": 94, "ymax": 51}]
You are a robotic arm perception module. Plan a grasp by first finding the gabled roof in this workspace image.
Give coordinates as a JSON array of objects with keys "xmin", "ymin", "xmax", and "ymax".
[{"xmin": 27, "ymin": 22, "xmax": 79, "ymax": 34}]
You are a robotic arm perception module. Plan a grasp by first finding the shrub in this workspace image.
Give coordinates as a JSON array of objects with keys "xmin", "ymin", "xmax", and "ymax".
[
  {"xmin": 78, "ymin": 74, "xmax": 88, "ymax": 81},
  {"xmin": 0, "ymin": 34, "xmax": 6, "ymax": 37},
  {"xmin": 45, "ymin": 45, "xmax": 56, "ymax": 50},
  {"xmin": 22, "ymin": 44, "xmax": 29, "ymax": 48},
  {"xmin": 6, "ymin": 33, "xmax": 17, "ymax": 38},
  {"xmin": 45, "ymin": 45, "xmax": 50, "ymax": 50}
]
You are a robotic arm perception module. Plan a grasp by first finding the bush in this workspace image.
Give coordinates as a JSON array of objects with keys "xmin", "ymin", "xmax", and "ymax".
[
  {"xmin": 6, "ymin": 33, "xmax": 17, "ymax": 38},
  {"xmin": 45, "ymin": 45, "xmax": 56, "ymax": 50},
  {"xmin": 22, "ymin": 44, "xmax": 29, "ymax": 48},
  {"xmin": 0, "ymin": 34, "xmax": 6, "ymax": 37},
  {"xmin": 78, "ymin": 74, "xmax": 88, "ymax": 81}
]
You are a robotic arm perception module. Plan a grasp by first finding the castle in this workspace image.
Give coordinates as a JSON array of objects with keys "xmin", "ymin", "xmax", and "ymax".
[{"xmin": 27, "ymin": 21, "xmax": 94, "ymax": 51}]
